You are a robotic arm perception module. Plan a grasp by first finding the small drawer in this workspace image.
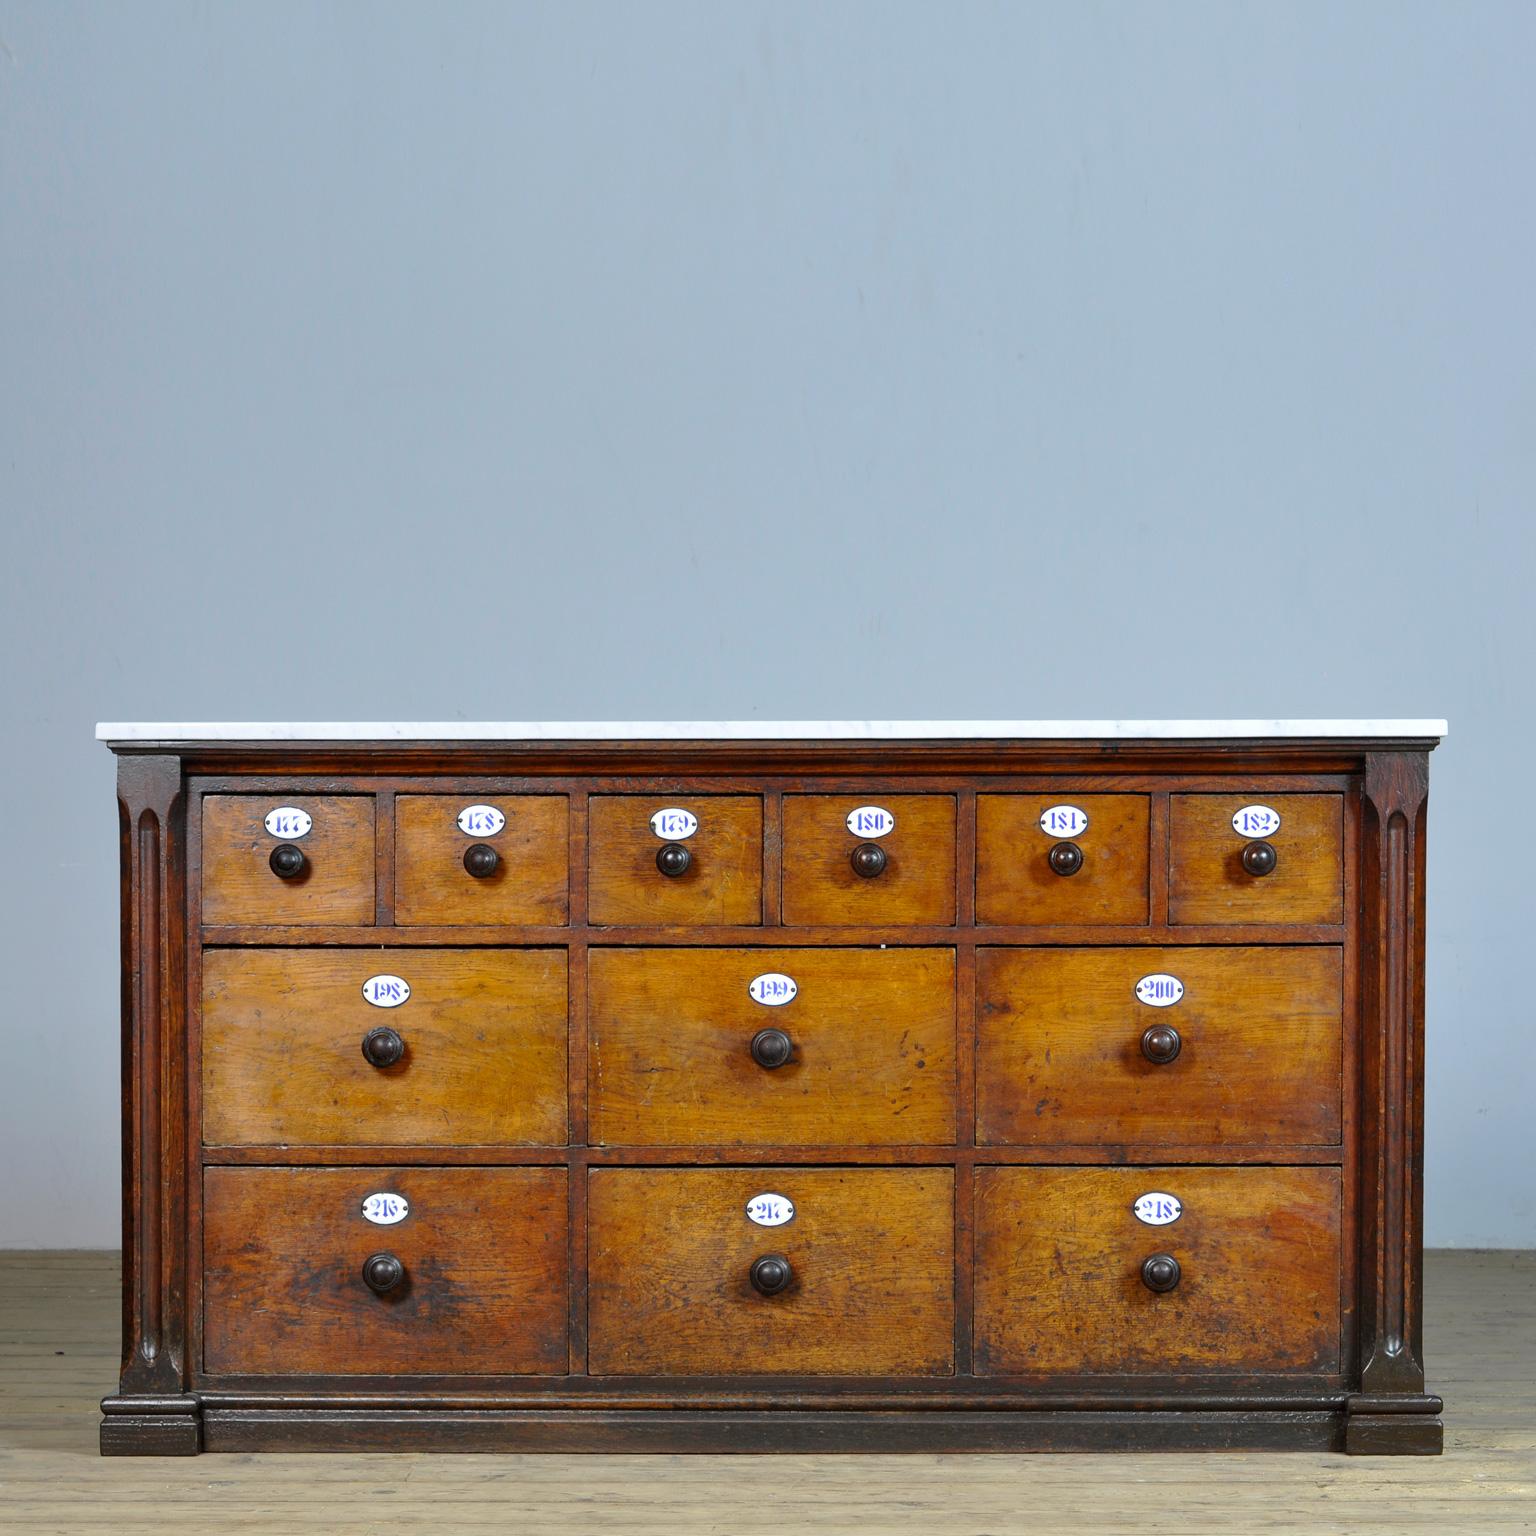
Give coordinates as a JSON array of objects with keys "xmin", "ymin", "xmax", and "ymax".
[
  {"xmin": 588, "ymin": 795, "xmax": 762, "ymax": 926},
  {"xmin": 973, "ymin": 1165, "xmax": 1341, "ymax": 1375},
  {"xmin": 781, "ymin": 795, "xmax": 956, "ymax": 925},
  {"xmin": 1170, "ymin": 793, "xmax": 1343, "ymax": 925},
  {"xmin": 394, "ymin": 794, "xmax": 568, "ymax": 926},
  {"xmin": 589, "ymin": 947, "xmax": 955, "ymax": 1146},
  {"xmin": 588, "ymin": 1167, "xmax": 954, "ymax": 1376},
  {"xmin": 976, "ymin": 794, "xmax": 1149, "ymax": 926},
  {"xmin": 203, "ymin": 1166, "xmax": 568, "ymax": 1375},
  {"xmin": 202, "ymin": 794, "xmax": 375, "ymax": 925},
  {"xmin": 203, "ymin": 949, "xmax": 567, "ymax": 1146},
  {"xmin": 976, "ymin": 946, "xmax": 1341, "ymax": 1147}
]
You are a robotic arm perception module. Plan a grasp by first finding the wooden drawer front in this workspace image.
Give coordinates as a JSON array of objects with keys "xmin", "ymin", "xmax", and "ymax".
[
  {"xmin": 976, "ymin": 947, "xmax": 1341, "ymax": 1147},
  {"xmin": 203, "ymin": 1166, "xmax": 568, "ymax": 1375},
  {"xmin": 977, "ymin": 794, "xmax": 1150, "ymax": 926},
  {"xmin": 203, "ymin": 949, "xmax": 567, "ymax": 1146},
  {"xmin": 588, "ymin": 796, "xmax": 762, "ymax": 926},
  {"xmin": 781, "ymin": 795, "xmax": 956, "ymax": 925},
  {"xmin": 589, "ymin": 948, "xmax": 956, "ymax": 1146},
  {"xmin": 1170, "ymin": 793, "xmax": 1343, "ymax": 924},
  {"xmin": 203, "ymin": 795, "xmax": 375, "ymax": 925},
  {"xmin": 973, "ymin": 1166, "xmax": 1341, "ymax": 1375},
  {"xmin": 394, "ymin": 795, "xmax": 568, "ymax": 925},
  {"xmin": 588, "ymin": 1167, "xmax": 955, "ymax": 1376}
]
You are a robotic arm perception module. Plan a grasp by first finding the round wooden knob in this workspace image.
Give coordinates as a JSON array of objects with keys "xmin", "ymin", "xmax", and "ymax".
[
  {"xmin": 1048, "ymin": 841, "xmax": 1084, "ymax": 876},
  {"xmin": 1141, "ymin": 1024, "xmax": 1182, "ymax": 1065},
  {"xmin": 749, "ymin": 1027, "xmax": 793, "ymax": 1070},
  {"xmin": 750, "ymin": 1253, "xmax": 792, "ymax": 1295},
  {"xmin": 850, "ymin": 842, "xmax": 888, "ymax": 878},
  {"xmin": 656, "ymin": 842, "xmax": 692, "ymax": 877},
  {"xmin": 361, "ymin": 1026, "xmax": 405, "ymax": 1069},
  {"xmin": 1141, "ymin": 1253, "xmax": 1181, "ymax": 1293},
  {"xmin": 463, "ymin": 842, "xmax": 499, "ymax": 878},
  {"xmin": 362, "ymin": 1252, "xmax": 405, "ymax": 1294},
  {"xmin": 1242, "ymin": 840, "xmax": 1278, "ymax": 877},
  {"xmin": 269, "ymin": 844, "xmax": 306, "ymax": 879}
]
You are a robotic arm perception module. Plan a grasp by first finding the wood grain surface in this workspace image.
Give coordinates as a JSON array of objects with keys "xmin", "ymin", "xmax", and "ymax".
[
  {"xmin": 781, "ymin": 795, "xmax": 957, "ymax": 925},
  {"xmin": 203, "ymin": 949, "xmax": 568, "ymax": 1145},
  {"xmin": 977, "ymin": 794, "xmax": 1150, "ymax": 926},
  {"xmin": 588, "ymin": 947, "xmax": 956, "ymax": 1145},
  {"xmin": 1170, "ymin": 794, "xmax": 1343, "ymax": 924},
  {"xmin": 394, "ymin": 795, "xmax": 568, "ymax": 925},
  {"xmin": 976, "ymin": 946, "xmax": 1343, "ymax": 1146},
  {"xmin": 973, "ymin": 1165, "xmax": 1341, "ymax": 1374},
  {"xmin": 587, "ymin": 1167, "xmax": 955, "ymax": 1375},
  {"xmin": 202, "ymin": 794, "xmax": 376, "ymax": 925},
  {"xmin": 203, "ymin": 1167, "xmax": 568, "ymax": 1375}
]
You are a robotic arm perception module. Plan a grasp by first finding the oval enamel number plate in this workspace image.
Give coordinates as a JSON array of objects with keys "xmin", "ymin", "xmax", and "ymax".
[
  {"xmin": 650, "ymin": 807, "xmax": 698, "ymax": 840},
  {"xmin": 745, "ymin": 1193, "xmax": 795, "ymax": 1227},
  {"xmin": 748, "ymin": 972, "xmax": 797, "ymax": 1006},
  {"xmin": 1135, "ymin": 973, "xmax": 1185, "ymax": 1007},
  {"xmin": 263, "ymin": 806, "xmax": 312, "ymax": 839},
  {"xmin": 1232, "ymin": 803, "xmax": 1281, "ymax": 837},
  {"xmin": 362, "ymin": 974, "xmax": 411, "ymax": 1008},
  {"xmin": 846, "ymin": 805, "xmax": 895, "ymax": 838},
  {"xmin": 1133, "ymin": 1192, "xmax": 1182, "ymax": 1226},
  {"xmin": 1039, "ymin": 804, "xmax": 1088, "ymax": 837},
  {"xmin": 362, "ymin": 1192, "xmax": 409, "ymax": 1226},
  {"xmin": 457, "ymin": 803, "xmax": 505, "ymax": 837}
]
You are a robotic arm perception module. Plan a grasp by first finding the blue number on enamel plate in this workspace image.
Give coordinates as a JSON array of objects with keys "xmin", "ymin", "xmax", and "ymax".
[
  {"xmin": 362, "ymin": 974, "xmax": 411, "ymax": 1008},
  {"xmin": 748, "ymin": 972, "xmax": 798, "ymax": 1006},
  {"xmin": 1038, "ymin": 804, "xmax": 1089, "ymax": 837},
  {"xmin": 263, "ymin": 806, "xmax": 313, "ymax": 839},
  {"xmin": 1132, "ymin": 1192, "xmax": 1182, "ymax": 1227},
  {"xmin": 745, "ymin": 1193, "xmax": 795, "ymax": 1227},
  {"xmin": 1135, "ymin": 973, "xmax": 1184, "ymax": 1007},
  {"xmin": 362, "ymin": 1192, "xmax": 409, "ymax": 1226},
  {"xmin": 649, "ymin": 807, "xmax": 699, "ymax": 840},
  {"xmin": 845, "ymin": 805, "xmax": 896, "ymax": 838},
  {"xmin": 1231, "ymin": 804, "xmax": 1281, "ymax": 838},
  {"xmin": 456, "ymin": 803, "xmax": 506, "ymax": 837}
]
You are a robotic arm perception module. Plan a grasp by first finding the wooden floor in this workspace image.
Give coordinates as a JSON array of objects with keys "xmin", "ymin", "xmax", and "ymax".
[{"xmin": 1, "ymin": 1251, "xmax": 1531, "ymax": 1535}]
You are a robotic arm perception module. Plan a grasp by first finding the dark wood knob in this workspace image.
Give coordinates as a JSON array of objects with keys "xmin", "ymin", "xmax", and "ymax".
[
  {"xmin": 1141, "ymin": 1024, "xmax": 1182, "ymax": 1065},
  {"xmin": 1048, "ymin": 840, "xmax": 1084, "ymax": 876},
  {"xmin": 1141, "ymin": 1253, "xmax": 1181, "ymax": 1293},
  {"xmin": 750, "ymin": 1027, "xmax": 793, "ymax": 1069},
  {"xmin": 850, "ymin": 842, "xmax": 888, "ymax": 878},
  {"xmin": 1241, "ymin": 840, "xmax": 1278, "ymax": 877},
  {"xmin": 362, "ymin": 1252, "xmax": 405, "ymax": 1294},
  {"xmin": 361, "ymin": 1026, "xmax": 405, "ymax": 1069},
  {"xmin": 463, "ymin": 842, "xmax": 499, "ymax": 878},
  {"xmin": 656, "ymin": 842, "xmax": 692, "ymax": 877},
  {"xmin": 750, "ymin": 1253, "xmax": 793, "ymax": 1295},
  {"xmin": 269, "ymin": 843, "xmax": 306, "ymax": 879}
]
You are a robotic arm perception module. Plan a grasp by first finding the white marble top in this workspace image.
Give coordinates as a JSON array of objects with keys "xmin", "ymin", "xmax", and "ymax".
[{"xmin": 96, "ymin": 719, "xmax": 1448, "ymax": 742}]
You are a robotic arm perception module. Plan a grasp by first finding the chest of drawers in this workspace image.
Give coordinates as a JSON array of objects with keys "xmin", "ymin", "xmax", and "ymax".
[{"xmin": 97, "ymin": 720, "xmax": 1445, "ymax": 1456}]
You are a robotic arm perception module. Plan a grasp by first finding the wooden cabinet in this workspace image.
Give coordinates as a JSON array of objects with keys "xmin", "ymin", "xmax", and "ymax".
[{"xmin": 100, "ymin": 720, "xmax": 1444, "ymax": 1456}]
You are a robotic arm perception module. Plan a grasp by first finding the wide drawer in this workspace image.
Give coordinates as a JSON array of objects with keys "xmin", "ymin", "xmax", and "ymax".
[
  {"xmin": 973, "ymin": 1165, "xmax": 1341, "ymax": 1374},
  {"xmin": 203, "ymin": 1166, "xmax": 568, "ymax": 1375},
  {"xmin": 394, "ymin": 794, "xmax": 568, "ymax": 925},
  {"xmin": 587, "ymin": 1167, "xmax": 955, "ymax": 1375},
  {"xmin": 588, "ymin": 795, "xmax": 762, "ymax": 926},
  {"xmin": 588, "ymin": 947, "xmax": 956, "ymax": 1146},
  {"xmin": 781, "ymin": 795, "xmax": 956, "ymax": 925},
  {"xmin": 202, "ymin": 949, "xmax": 567, "ymax": 1145},
  {"xmin": 977, "ymin": 794, "xmax": 1150, "ymax": 926},
  {"xmin": 1170, "ymin": 793, "xmax": 1344, "ymax": 924},
  {"xmin": 203, "ymin": 794, "xmax": 375, "ymax": 925},
  {"xmin": 976, "ymin": 946, "xmax": 1342, "ymax": 1146}
]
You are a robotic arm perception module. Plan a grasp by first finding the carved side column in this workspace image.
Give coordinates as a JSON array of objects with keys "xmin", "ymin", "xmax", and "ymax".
[
  {"xmin": 1346, "ymin": 749, "xmax": 1442, "ymax": 1454},
  {"xmin": 100, "ymin": 753, "xmax": 200, "ymax": 1455}
]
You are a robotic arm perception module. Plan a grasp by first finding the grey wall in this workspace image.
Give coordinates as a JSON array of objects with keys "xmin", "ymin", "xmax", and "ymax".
[{"xmin": 1, "ymin": 2, "xmax": 1532, "ymax": 1248}]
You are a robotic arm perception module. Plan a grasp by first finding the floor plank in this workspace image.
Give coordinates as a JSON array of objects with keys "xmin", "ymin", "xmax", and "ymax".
[{"xmin": 0, "ymin": 1250, "xmax": 1531, "ymax": 1534}]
